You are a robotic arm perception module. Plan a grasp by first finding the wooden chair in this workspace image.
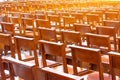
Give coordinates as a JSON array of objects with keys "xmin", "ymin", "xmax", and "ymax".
[
  {"xmin": 21, "ymin": 18, "xmax": 37, "ymax": 38},
  {"xmin": 109, "ymin": 51, "xmax": 120, "ymax": 80},
  {"xmin": 4, "ymin": 57, "xmax": 36, "ymax": 80},
  {"xmin": 71, "ymin": 13, "xmax": 84, "ymax": 24},
  {"xmin": 38, "ymin": 27, "xmax": 57, "ymax": 42},
  {"xmin": 70, "ymin": 45, "xmax": 111, "ymax": 80},
  {"xmin": 48, "ymin": 15, "xmax": 61, "ymax": 29},
  {"xmin": 63, "ymin": 16, "xmax": 76, "ymax": 30},
  {"xmin": 90, "ymin": 10, "xmax": 103, "ymax": 23},
  {"xmin": 86, "ymin": 13, "xmax": 101, "ymax": 30},
  {"xmin": 38, "ymin": 40, "xmax": 68, "ymax": 73},
  {"xmin": 96, "ymin": 26, "xmax": 117, "ymax": 51},
  {"xmin": 10, "ymin": 16, "xmax": 22, "ymax": 34},
  {"xmin": 14, "ymin": 36, "xmax": 39, "ymax": 66},
  {"xmin": 85, "ymin": 33, "xmax": 111, "ymax": 71},
  {"xmin": 74, "ymin": 23, "xmax": 92, "ymax": 45}
]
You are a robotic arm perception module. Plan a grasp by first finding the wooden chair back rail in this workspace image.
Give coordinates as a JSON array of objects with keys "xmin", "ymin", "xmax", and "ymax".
[
  {"xmin": 96, "ymin": 26, "xmax": 117, "ymax": 51},
  {"xmin": 61, "ymin": 30, "xmax": 81, "ymax": 46},
  {"xmin": 86, "ymin": 33, "xmax": 111, "ymax": 51},
  {"xmin": 38, "ymin": 27, "xmax": 57, "ymax": 42},
  {"xmin": 39, "ymin": 40, "xmax": 68, "ymax": 73},
  {"xmin": 14, "ymin": 36, "xmax": 39, "ymax": 67},
  {"xmin": 70, "ymin": 45, "xmax": 104, "ymax": 80}
]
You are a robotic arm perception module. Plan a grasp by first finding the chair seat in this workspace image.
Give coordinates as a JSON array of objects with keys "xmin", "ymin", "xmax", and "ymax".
[{"xmin": 87, "ymin": 72, "xmax": 111, "ymax": 80}]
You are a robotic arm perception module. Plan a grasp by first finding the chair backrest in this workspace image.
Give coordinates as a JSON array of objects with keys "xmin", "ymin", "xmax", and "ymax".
[
  {"xmin": 14, "ymin": 36, "xmax": 39, "ymax": 66},
  {"xmin": 74, "ymin": 23, "xmax": 91, "ymax": 34},
  {"xmin": 38, "ymin": 27, "xmax": 57, "ymax": 42},
  {"xmin": 104, "ymin": 12, "xmax": 118, "ymax": 20},
  {"xmin": 38, "ymin": 40, "xmax": 68, "ymax": 73},
  {"xmin": 61, "ymin": 30, "xmax": 81, "ymax": 46},
  {"xmin": 9, "ymin": 12, "xmax": 21, "ymax": 17},
  {"xmin": 35, "ymin": 10, "xmax": 45, "ymax": 14},
  {"xmin": 4, "ymin": 57, "xmax": 35, "ymax": 80},
  {"xmin": 70, "ymin": 45, "xmax": 103, "ymax": 80},
  {"xmin": 63, "ymin": 16, "xmax": 76, "ymax": 30},
  {"xmin": 96, "ymin": 26, "xmax": 117, "ymax": 51},
  {"xmin": 0, "ymin": 22, "xmax": 15, "ymax": 35},
  {"xmin": 0, "ymin": 33, "xmax": 14, "ymax": 57},
  {"xmin": 21, "ymin": 13, "xmax": 33, "ymax": 18},
  {"xmin": 0, "ymin": 15, "xmax": 8, "ymax": 22},
  {"xmin": 86, "ymin": 33, "xmax": 111, "ymax": 52},
  {"xmin": 103, "ymin": 20, "xmax": 120, "ymax": 36},
  {"xmin": 103, "ymin": 20, "xmax": 120, "ymax": 30},
  {"xmin": 109, "ymin": 51, "xmax": 120, "ymax": 80},
  {"xmin": 21, "ymin": 18, "xmax": 36, "ymax": 36},
  {"xmin": 36, "ymin": 19, "xmax": 51, "ymax": 28},
  {"xmin": 48, "ymin": 15, "xmax": 61, "ymax": 29},
  {"xmin": 86, "ymin": 13, "xmax": 100, "ymax": 29},
  {"xmin": 71, "ymin": 13, "xmax": 84, "ymax": 23},
  {"xmin": 10, "ymin": 17, "xmax": 22, "ymax": 34}
]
